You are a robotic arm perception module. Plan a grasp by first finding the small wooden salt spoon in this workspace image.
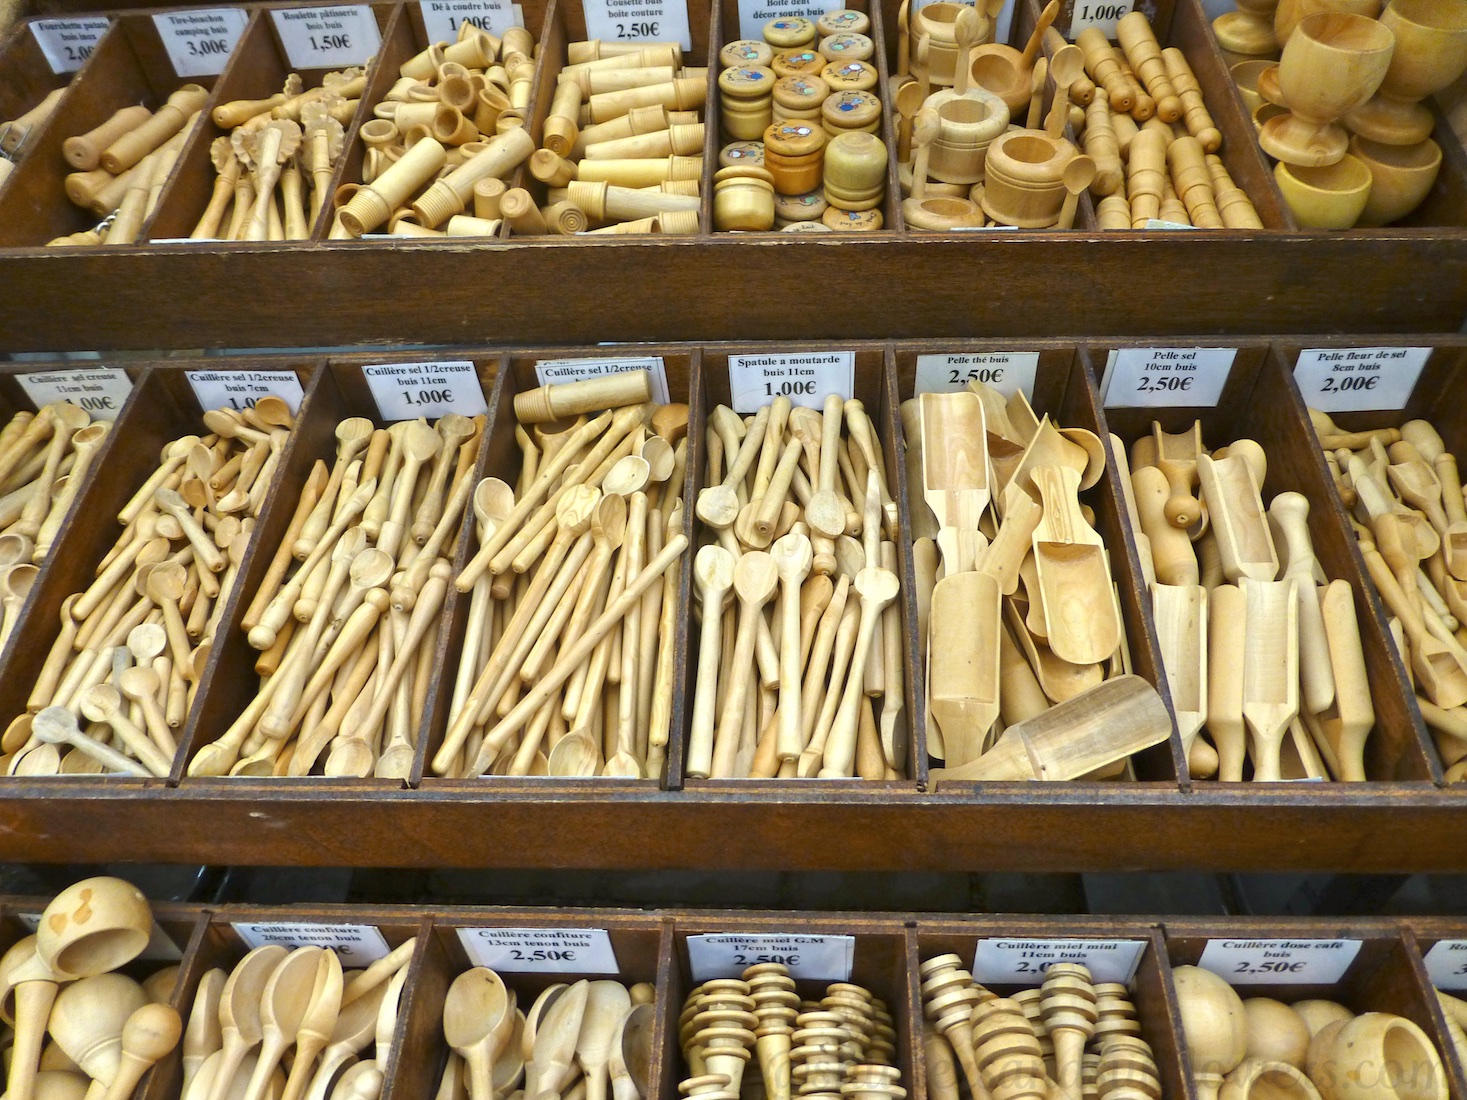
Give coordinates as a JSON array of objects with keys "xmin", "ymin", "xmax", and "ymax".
[
  {"xmin": 77, "ymin": 685, "xmax": 173, "ymax": 777},
  {"xmin": 207, "ymin": 946, "xmax": 288, "ymax": 1100},
  {"xmin": 444, "ymin": 969, "xmax": 513, "ymax": 1100},
  {"xmin": 0, "ymin": 562, "xmax": 38, "ymax": 649},
  {"xmin": 1058, "ymin": 154, "xmax": 1095, "ymax": 229},
  {"xmin": 31, "ymin": 706, "xmax": 150, "ymax": 777}
]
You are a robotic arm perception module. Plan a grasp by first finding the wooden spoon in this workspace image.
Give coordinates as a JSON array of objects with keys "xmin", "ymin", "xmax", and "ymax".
[
  {"xmin": 1240, "ymin": 577, "xmax": 1299, "ymax": 781},
  {"xmin": 301, "ymin": 980, "xmax": 389, "ymax": 1100},
  {"xmin": 31, "ymin": 706, "xmax": 149, "ymax": 777},
  {"xmin": 1031, "ymin": 465, "xmax": 1119, "ymax": 665},
  {"xmin": 710, "ymin": 551, "xmax": 778, "ymax": 778},
  {"xmin": 609, "ymin": 1003, "xmax": 653, "ymax": 1100},
  {"xmin": 577, "ymin": 981, "xmax": 631, "ymax": 1100},
  {"xmin": 184, "ymin": 969, "xmax": 227, "ymax": 1096},
  {"xmin": 820, "ymin": 565, "xmax": 900, "ymax": 778},
  {"xmin": 205, "ymin": 946, "xmax": 288, "ymax": 1100},
  {"xmin": 443, "ymin": 969, "xmax": 513, "ymax": 1100},
  {"xmin": 1151, "ymin": 583, "xmax": 1207, "ymax": 765},
  {"xmin": 241, "ymin": 948, "xmax": 326, "ymax": 1100},
  {"xmin": 101, "ymin": 1004, "xmax": 183, "ymax": 1100},
  {"xmin": 771, "ymin": 533, "xmax": 814, "ymax": 763},
  {"xmin": 78, "ymin": 685, "xmax": 174, "ymax": 778},
  {"xmin": 0, "ymin": 561, "xmax": 37, "ymax": 649},
  {"xmin": 525, "ymin": 980, "xmax": 588, "ymax": 1100},
  {"xmin": 1045, "ymin": 44, "xmax": 1084, "ymax": 138},
  {"xmin": 928, "ymin": 570, "xmax": 1001, "ymax": 766},
  {"xmin": 547, "ymin": 728, "xmax": 601, "ymax": 777},
  {"xmin": 1058, "ymin": 153, "xmax": 1094, "ymax": 230}
]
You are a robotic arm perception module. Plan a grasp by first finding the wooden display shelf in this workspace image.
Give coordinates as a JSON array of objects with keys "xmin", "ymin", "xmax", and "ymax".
[
  {"xmin": 4, "ymin": 899, "xmax": 1467, "ymax": 1100},
  {"xmin": 1, "ymin": 337, "xmax": 1467, "ymax": 870}
]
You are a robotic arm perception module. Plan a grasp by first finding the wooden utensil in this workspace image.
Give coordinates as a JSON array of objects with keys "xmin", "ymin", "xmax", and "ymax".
[
  {"xmin": 821, "ymin": 565, "xmax": 901, "ymax": 778},
  {"xmin": 1314, "ymin": 579, "xmax": 1373, "ymax": 781},
  {"xmin": 771, "ymin": 533, "xmax": 813, "ymax": 763},
  {"xmin": 443, "ymin": 969, "xmax": 513, "ymax": 1100},
  {"xmin": 687, "ymin": 545, "xmax": 736, "ymax": 779},
  {"xmin": 1172, "ymin": 966, "xmax": 1247, "ymax": 1100},
  {"xmin": 609, "ymin": 1002, "xmax": 653, "ymax": 1100},
  {"xmin": 1207, "ymin": 583, "xmax": 1247, "ymax": 781},
  {"xmin": 1031, "ymin": 465, "xmax": 1120, "ymax": 665},
  {"xmin": 711, "ymin": 551, "xmax": 778, "ymax": 778},
  {"xmin": 1152, "ymin": 583, "xmax": 1208, "ymax": 764},
  {"xmin": 1268, "ymin": 492, "xmax": 1336, "ymax": 717},
  {"xmin": 302, "ymin": 978, "xmax": 390, "ymax": 1100},
  {"xmin": 102, "ymin": 1004, "xmax": 183, "ymax": 1100},
  {"xmin": 578, "ymin": 981, "xmax": 631, "ymax": 1100},
  {"xmin": 1152, "ymin": 422, "xmax": 1206, "ymax": 529},
  {"xmin": 185, "ymin": 969, "xmax": 227, "ymax": 1096},
  {"xmin": 526, "ymin": 980, "xmax": 588, "ymax": 1099},
  {"xmin": 1360, "ymin": 532, "xmax": 1467, "ymax": 708},
  {"xmin": 207, "ymin": 946, "xmax": 288, "ymax": 1100},
  {"xmin": 920, "ymin": 391, "xmax": 990, "ymax": 533},
  {"xmin": 47, "ymin": 972, "xmax": 148, "ymax": 1088},
  {"xmin": 241, "ymin": 948, "xmax": 326, "ymax": 1100},
  {"xmin": 928, "ymin": 570, "xmax": 1001, "ymax": 766},
  {"xmin": 1240, "ymin": 578, "xmax": 1300, "ymax": 781},
  {"xmin": 930, "ymin": 675, "xmax": 1171, "ymax": 780},
  {"xmin": 1196, "ymin": 452, "xmax": 1278, "ymax": 583}
]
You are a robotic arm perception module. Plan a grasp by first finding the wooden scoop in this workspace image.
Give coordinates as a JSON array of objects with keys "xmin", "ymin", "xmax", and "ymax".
[
  {"xmin": 1031, "ymin": 465, "xmax": 1119, "ymax": 665},
  {"xmin": 1152, "ymin": 583, "xmax": 1207, "ymax": 764},
  {"xmin": 920, "ymin": 392, "xmax": 990, "ymax": 534},
  {"xmin": 1196, "ymin": 452, "xmax": 1277, "ymax": 582},
  {"xmin": 1268, "ymin": 492, "xmax": 1335, "ymax": 716},
  {"xmin": 930, "ymin": 675, "xmax": 1171, "ymax": 781},
  {"xmin": 1313, "ymin": 579, "xmax": 1373, "ymax": 782},
  {"xmin": 1240, "ymin": 577, "xmax": 1299, "ymax": 781},
  {"xmin": 577, "ymin": 981, "xmax": 631, "ymax": 1100},
  {"xmin": 979, "ymin": 483, "xmax": 1041, "ymax": 594},
  {"xmin": 1362, "ymin": 525, "xmax": 1467, "ymax": 708},
  {"xmin": 206, "ymin": 946, "xmax": 288, "ymax": 1100},
  {"xmin": 1152, "ymin": 422, "xmax": 1205, "ymax": 529},
  {"xmin": 444, "ymin": 969, "xmax": 513, "ymax": 1100},
  {"xmin": 928, "ymin": 570, "xmax": 1001, "ymax": 766},
  {"xmin": 526, "ymin": 979, "xmax": 588, "ymax": 1099}
]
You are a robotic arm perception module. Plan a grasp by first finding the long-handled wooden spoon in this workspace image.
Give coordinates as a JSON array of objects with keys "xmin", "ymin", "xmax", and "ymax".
[{"xmin": 205, "ymin": 946, "xmax": 288, "ymax": 1100}]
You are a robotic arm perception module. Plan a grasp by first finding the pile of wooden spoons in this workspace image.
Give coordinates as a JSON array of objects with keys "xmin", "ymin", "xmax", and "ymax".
[
  {"xmin": 179, "ymin": 936, "xmax": 414, "ymax": 1100},
  {"xmin": 687, "ymin": 393, "xmax": 905, "ymax": 780},
  {"xmin": 680, "ymin": 963, "xmax": 901, "ymax": 1100},
  {"xmin": 909, "ymin": 385, "xmax": 1163, "ymax": 782},
  {"xmin": 1173, "ymin": 964, "xmax": 1448, "ymax": 1100},
  {"xmin": 0, "ymin": 402, "xmax": 111, "ymax": 572},
  {"xmin": 333, "ymin": 24, "xmax": 536, "ymax": 238},
  {"xmin": 0, "ymin": 876, "xmax": 181, "ymax": 1100},
  {"xmin": 189, "ymin": 68, "xmax": 362, "ymax": 241},
  {"xmin": 436, "ymin": 370, "xmax": 688, "ymax": 779},
  {"xmin": 920, "ymin": 955, "xmax": 1155, "ymax": 1100},
  {"xmin": 440, "ymin": 972, "xmax": 653, "ymax": 1100},
  {"xmin": 1120, "ymin": 419, "xmax": 1376, "ymax": 782},
  {"xmin": 1311, "ymin": 411, "xmax": 1467, "ymax": 783},
  {"xmin": 193, "ymin": 412, "xmax": 484, "ymax": 779},
  {"xmin": 4, "ymin": 398, "xmax": 294, "ymax": 778}
]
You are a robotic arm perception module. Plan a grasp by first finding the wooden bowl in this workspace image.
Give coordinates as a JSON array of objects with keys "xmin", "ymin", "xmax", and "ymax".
[
  {"xmin": 1274, "ymin": 154, "xmax": 1373, "ymax": 227},
  {"xmin": 1221, "ymin": 1059, "xmax": 1323, "ymax": 1100},
  {"xmin": 37, "ymin": 877, "xmax": 153, "ymax": 980},
  {"xmin": 903, "ymin": 194, "xmax": 986, "ymax": 229},
  {"xmin": 1232, "ymin": 60, "xmax": 1277, "ymax": 112},
  {"xmin": 1349, "ymin": 134, "xmax": 1441, "ymax": 224},
  {"xmin": 980, "ymin": 131, "xmax": 1074, "ymax": 227}
]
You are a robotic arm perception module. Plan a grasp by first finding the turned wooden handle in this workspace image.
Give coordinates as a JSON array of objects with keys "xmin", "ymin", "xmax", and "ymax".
[{"xmin": 515, "ymin": 370, "xmax": 652, "ymax": 424}]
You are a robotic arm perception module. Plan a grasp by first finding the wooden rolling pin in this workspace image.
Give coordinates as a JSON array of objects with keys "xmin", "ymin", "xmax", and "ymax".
[
  {"xmin": 189, "ymin": 411, "xmax": 482, "ymax": 780},
  {"xmin": 4, "ymin": 398, "xmax": 296, "ymax": 779},
  {"xmin": 685, "ymin": 392, "xmax": 904, "ymax": 781}
]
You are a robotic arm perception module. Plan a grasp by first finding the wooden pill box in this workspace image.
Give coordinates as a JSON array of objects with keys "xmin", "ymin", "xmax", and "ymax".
[
  {"xmin": 0, "ymin": 0, "xmax": 1466, "ymax": 348},
  {"xmin": 0, "ymin": 338, "xmax": 1465, "ymax": 872},
  {"xmin": 3, "ymin": 897, "xmax": 1466, "ymax": 1100}
]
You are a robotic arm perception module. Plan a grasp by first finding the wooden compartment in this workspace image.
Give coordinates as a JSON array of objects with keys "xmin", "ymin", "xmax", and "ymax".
[
  {"xmin": 405, "ymin": 910, "xmax": 672, "ymax": 1100},
  {"xmin": 668, "ymin": 912, "xmax": 916, "ymax": 1100},
  {"xmin": 512, "ymin": 0, "xmax": 713, "ymax": 237},
  {"xmin": 680, "ymin": 342, "xmax": 921, "ymax": 785},
  {"xmin": 912, "ymin": 917, "xmax": 1187, "ymax": 1100},
  {"xmin": 710, "ymin": 0, "xmax": 901, "ymax": 232},
  {"xmin": 1276, "ymin": 334, "xmax": 1467, "ymax": 783},
  {"xmin": 145, "ymin": 5, "xmax": 391, "ymax": 242},
  {"xmin": 1403, "ymin": 917, "xmax": 1467, "ymax": 1099},
  {"xmin": 323, "ymin": 0, "xmax": 549, "ymax": 240},
  {"xmin": 1164, "ymin": 918, "xmax": 1463, "ymax": 1100},
  {"xmin": 1086, "ymin": 337, "xmax": 1438, "ymax": 784},
  {"xmin": 180, "ymin": 352, "xmax": 491, "ymax": 784},
  {"xmin": 0, "ymin": 360, "xmax": 317, "ymax": 782},
  {"xmin": 0, "ymin": 16, "xmax": 95, "ymax": 181},
  {"xmin": 893, "ymin": 339, "xmax": 1183, "ymax": 789},
  {"xmin": 0, "ymin": 10, "xmax": 229, "ymax": 246},
  {"xmin": 418, "ymin": 346, "xmax": 694, "ymax": 786}
]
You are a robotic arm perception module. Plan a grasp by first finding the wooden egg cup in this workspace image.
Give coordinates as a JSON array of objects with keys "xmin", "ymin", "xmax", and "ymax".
[{"xmin": 1343, "ymin": 0, "xmax": 1467, "ymax": 145}]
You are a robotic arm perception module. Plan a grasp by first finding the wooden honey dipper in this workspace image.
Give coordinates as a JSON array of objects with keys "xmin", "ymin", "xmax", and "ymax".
[
  {"xmin": 1042, "ymin": 963, "xmax": 1099, "ymax": 1100},
  {"xmin": 972, "ymin": 998, "xmax": 1048, "ymax": 1100},
  {"xmin": 919, "ymin": 955, "xmax": 989, "ymax": 1100},
  {"xmin": 1095, "ymin": 1034, "xmax": 1161, "ymax": 1100},
  {"xmin": 1012, "ymin": 988, "xmax": 1056, "ymax": 1073},
  {"xmin": 746, "ymin": 964, "xmax": 799, "ymax": 1100}
]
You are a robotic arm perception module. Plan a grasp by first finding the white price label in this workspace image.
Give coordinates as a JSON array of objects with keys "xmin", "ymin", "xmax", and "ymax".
[
  {"xmin": 915, "ymin": 352, "xmax": 1039, "ymax": 399},
  {"xmin": 1066, "ymin": 0, "xmax": 1135, "ymax": 38},
  {"xmin": 686, "ymin": 934, "xmax": 854, "ymax": 982},
  {"xmin": 1101, "ymin": 347, "xmax": 1237, "ymax": 409},
  {"xmin": 362, "ymin": 360, "xmax": 488, "ymax": 420},
  {"xmin": 232, "ymin": 922, "xmax": 392, "ymax": 967},
  {"xmin": 972, "ymin": 938, "xmax": 1147, "ymax": 984},
  {"xmin": 737, "ymin": 0, "xmax": 841, "ymax": 41},
  {"xmin": 1144, "ymin": 219, "xmax": 1199, "ymax": 230},
  {"xmin": 727, "ymin": 351, "xmax": 853, "ymax": 413},
  {"xmin": 187, "ymin": 370, "xmax": 305, "ymax": 414},
  {"xmin": 584, "ymin": 0, "xmax": 691, "ymax": 52},
  {"xmin": 31, "ymin": 17, "xmax": 109, "ymax": 74},
  {"xmin": 1197, "ymin": 938, "xmax": 1362, "ymax": 985},
  {"xmin": 1293, "ymin": 346, "xmax": 1431, "ymax": 414},
  {"xmin": 270, "ymin": 6, "xmax": 381, "ymax": 69},
  {"xmin": 1422, "ymin": 941, "xmax": 1467, "ymax": 991},
  {"xmin": 419, "ymin": 0, "xmax": 518, "ymax": 42},
  {"xmin": 535, "ymin": 355, "xmax": 670, "ymax": 404},
  {"xmin": 19, "ymin": 912, "xmax": 182, "ymax": 962},
  {"xmin": 458, "ymin": 927, "xmax": 620, "ymax": 973},
  {"xmin": 16, "ymin": 367, "xmax": 133, "ymax": 419},
  {"xmin": 153, "ymin": 8, "xmax": 248, "ymax": 77}
]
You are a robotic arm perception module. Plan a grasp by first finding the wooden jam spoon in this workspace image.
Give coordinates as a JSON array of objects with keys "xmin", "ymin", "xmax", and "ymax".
[{"xmin": 443, "ymin": 969, "xmax": 513, "ymax": 1100}]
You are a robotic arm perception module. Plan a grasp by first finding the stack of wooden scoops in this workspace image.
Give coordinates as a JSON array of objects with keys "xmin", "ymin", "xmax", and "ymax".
[{"xmin": 688, "ymin": 394, "xmax": 906, "ymax": 780}]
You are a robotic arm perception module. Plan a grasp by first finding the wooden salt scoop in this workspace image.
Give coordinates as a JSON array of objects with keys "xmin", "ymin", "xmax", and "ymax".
[
  {"xmin": 1398, "ymin": 420, "xmax": 1467, "ymax": 580},
  {"xmin": 1360, "ymin": 529, "xmax": 1467, "ymax": 707},
  {"xmin": 930, "ymin": 675, "xmax": 1171, "ymax": 781},
  {"xmin": 686, "ymin": 545, "xmax": 735, "ymax": 779},
  {"xmin": 1152, "ymin": 583, "xmax": 1207, "ymax": 764},
  {"xmin": 920, "ymin": 391, "xmax": 990, "ymax": 535},
  {"xmin": 237, "ymin": 120, "xmax": 303, "ymax": 241},
  {"xmin": 1196, "ymin": 452, "xmax": 1277, "ymax": 583},
  {"xmin": 1031, "ymin": 465, "xmax": 1119, "ymax": 665},
  {"xmin": 979, "ymin": 483, "xmax": 1041, "ymax": 595},
  {"xmin": 443, "ymin": 969, "xmax": 513, "ymax": 1100},
  {"xmin": 577, "ymin": 981, "xmax": 631, "ymax": 1100},
  {"xmin": 821, "ymin": 565, "xmax": 900, "ymax": 778},
  {"xmin": 1152, "ymin": 422, "xmax": 1206, "ymax": 529},
  {"xmin": 1312, "ymin": 579, "xmax": 1373, "ymax": 781},
  {"xmin": 1240, "ymin": 577, "xmax": 1299, "ymax": 781},
  {"xmin": 525, "ymin": 979, "xmax": 589, "ymax": 1099},
  {"xmin": 1268, "ymin": 492, "xmax": 1336, "ymax": 716},
  {"xmin": 276, "ymin": 950, "xmax": 342, "ymax": 1100},
  {"xmin": 609, "ymin": 1003, "xmax": 652, "ymax": 1100},
  {"xmin": 1133, "ymin": 464, "xmax": 1198, "ymax": 585},
  {"xmin": 207, "ymin": 946, "xmax": 288, "ymax": 1100},
  {"xmin": 928, "ymin": 569, "xmax": 1001, "ymax": 766}
]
